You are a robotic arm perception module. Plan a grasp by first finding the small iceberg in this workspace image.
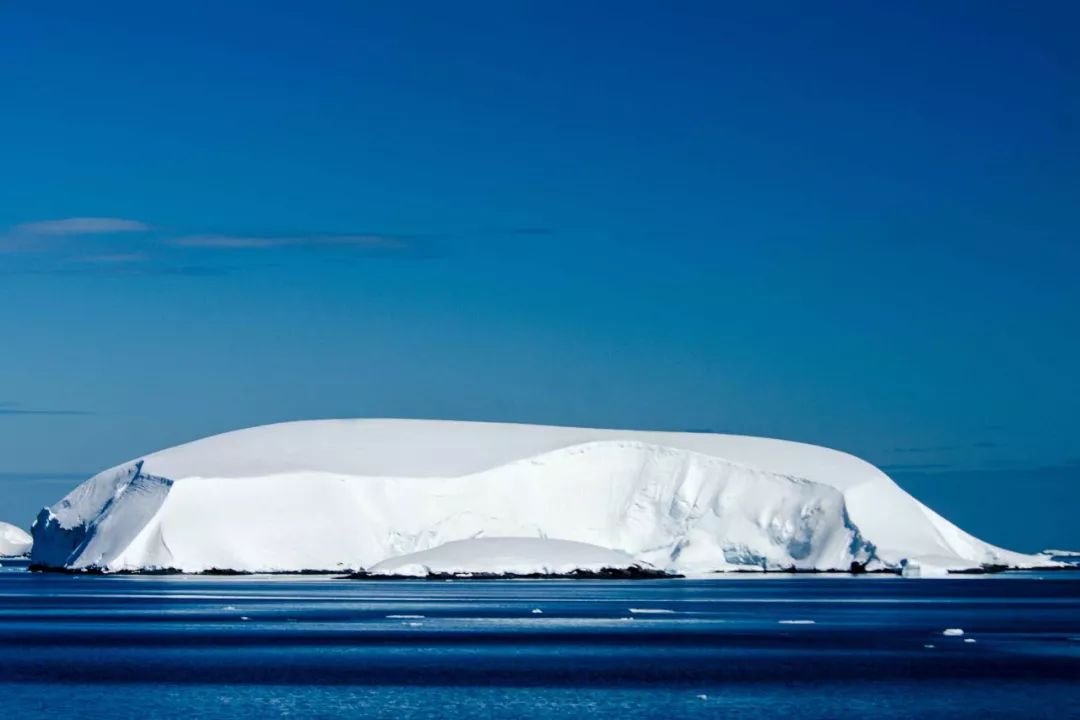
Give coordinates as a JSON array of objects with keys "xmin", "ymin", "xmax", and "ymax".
[
  {"xmin": 901, "ymin": 556, "xmax": 959, "ymax": 578},
  {"xmin": 0, "ymin": 521, "xmax": 32, "ymax": 558},
  {"xmin": 355, "ymin": 538, "xmax": 670, "ymax": 579}
]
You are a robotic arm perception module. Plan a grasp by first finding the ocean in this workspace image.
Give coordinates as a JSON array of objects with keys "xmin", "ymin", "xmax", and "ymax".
[{"xmin": 1, "ymin": 563, "xmax": 1077, "ymax": 718}]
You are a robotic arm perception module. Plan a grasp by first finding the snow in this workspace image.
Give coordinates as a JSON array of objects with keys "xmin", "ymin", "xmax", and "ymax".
[
  {"xmin": 367, "ymin": 538, "xmax": 646, "ymax": 577},
  {"xmin": 0, "ymin": 521, "xmax": 32, "ymax": 557},
  {"xmin": 29, "ymin": 418, "xmax": 1051, "ymax": 574}
]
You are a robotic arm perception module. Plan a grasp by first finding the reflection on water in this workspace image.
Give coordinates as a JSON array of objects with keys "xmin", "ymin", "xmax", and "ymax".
[{"xmin": 1, "ymin": 565, "xmax": 1078, "ymax": 718}]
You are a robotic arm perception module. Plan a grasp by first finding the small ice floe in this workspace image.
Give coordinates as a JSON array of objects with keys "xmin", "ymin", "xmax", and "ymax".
[
  {"xmin": 386, "ymin": 614, "xmax": 425, "ymax": 619},
  {"xmin": 924, "ymin": 644, "xmax": 936, "ymax": 649},
  {"xmin": 531, "ymin": 608, "xmax": 543, "ymax": 614},
  {"xmin": 778, "ymin": 619, "xmax": 815, "ymax": 625},
  {"xmin": 900, "ymin": 556, "xmax": 953, "ymax": 578},
  {"xmin": 696, "ymin": 694, "xmax": 708, "ymax": 701},
  {"xmin": 239, "ymin": 616, "xmax": 250, "ymax": 621},
  {"xmin": 406, "ymin": 622, "xmax": 423, "ymax": 627},
  {"xmin": 964, "ymin": 638, "xmax": 977, "ymax": 644},
  {"xmin": 628, "ymin": 608, "xmax": 675, "ymax": 614},
  {"xmin": 943, "ymin": 628, "xmax": 965, "ymax": 637},
  {"xmin": 223, "ymin": 605, "xmax": 237, "ymax": 611}
]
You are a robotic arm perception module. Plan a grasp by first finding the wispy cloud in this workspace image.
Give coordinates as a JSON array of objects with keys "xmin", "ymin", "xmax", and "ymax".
[
  {"xmin": 1, "ymin": 217, "xmax": 151, "ymax": 254},
  {"xmin": 893, "ymin": 441, "xmax": 1001, "ymax": 454},
  {"xmin": 893, "ymin": 445, "xmax": 958, "ymax": 454},
  {"xmin": 886, "ymin": 462, "xmax": 1080, "ymax": 479},
  {"xmin": 495, "ymin": 226, "xmax": 556, "ymax": 236},
  {"xmin": 0, "ymin": 263, "xmax": 235, "ymax": 278},
  {"xmin": 2, "ymin": 215, "xmax": 439, "ymax": 273},
  {"xmin": 12, "ymin": 217, "xmax": 150, "ymax": 236},
  {"xmin": 73, "ymin": 253, "xmax": 149, "ymax": 264},
  {"xmin": 167, "ymin": 233, "xmax": 411, "ymax": 250},
  {"xmin": 0, "ymin": 471, "xmax": 90, "ymax": 484},
  {"xmin": 0, "ymin": 401, "xmax": 91, "ymax": 417}
]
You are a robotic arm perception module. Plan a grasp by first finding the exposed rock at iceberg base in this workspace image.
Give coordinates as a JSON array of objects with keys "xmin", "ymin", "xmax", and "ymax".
[{"xmin": 29, "ymin": 419, "xmax": 1051, "ymax": 575}]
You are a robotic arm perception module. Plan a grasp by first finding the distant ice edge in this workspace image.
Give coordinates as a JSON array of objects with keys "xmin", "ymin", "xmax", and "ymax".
[{"xmin": 29, "ymin": 419, "xmax": 1053, "ymax": 575}]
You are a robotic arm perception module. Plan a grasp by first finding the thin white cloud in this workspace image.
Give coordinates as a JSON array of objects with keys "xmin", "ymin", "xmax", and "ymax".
[
  {"xmin": 0, "ymin": 217, "xmax": 152, "ymax": 254},
  {"xmin": 13, "ymin": 217, "xmax": 150, "ymax": 236},
  {"xmin": 0, "ymin": 401, "xmax": 91, "ymax": 416},
  {"xmin": 74, "ymin": 253, "xmax": 149, "ymax": 264},
  {"xmin": 169, "ymin": 233, "xmax": 409, "ymax": 249}
]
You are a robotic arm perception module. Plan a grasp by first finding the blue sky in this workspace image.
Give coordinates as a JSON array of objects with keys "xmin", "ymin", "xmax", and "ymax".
[{"xmin": 1, "ymin": 2, "xmax": 1077, "ymax": 551}]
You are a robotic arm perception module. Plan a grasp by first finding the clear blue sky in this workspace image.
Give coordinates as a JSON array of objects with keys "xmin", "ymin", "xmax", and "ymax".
[{"xmin": 1, "ymin": 2, "xmax": 1077, "ymax": 551}]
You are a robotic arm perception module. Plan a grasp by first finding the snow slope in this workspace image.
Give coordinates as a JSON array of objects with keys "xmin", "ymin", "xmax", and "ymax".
[
  {"xmin": 0, "ymin": 521, "xmax": 32, "ymax": 557},
  {"xmin": 30, "ymin": 419, "xmax": 1045, "ymax": 573},
  {"xmin": 366, "ymin": 537, "xmax": 650, "ymax": 577}
]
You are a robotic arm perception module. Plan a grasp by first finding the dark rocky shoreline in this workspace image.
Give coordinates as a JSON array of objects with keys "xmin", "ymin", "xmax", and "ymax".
[{"xmin": 20, "ymin": 560, "xmax": 1074, "ymax": 577}]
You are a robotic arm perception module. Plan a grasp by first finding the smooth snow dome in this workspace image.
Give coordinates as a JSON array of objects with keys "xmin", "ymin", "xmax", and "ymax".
[
  {"xmin": 30, "ymin": 419, "xmax": 1046, "ymax": 573},
  {"xmin": 0, "ymin": 521, "xmax": 32, "ymax": 557},
  {"xmin": 368, "ymin": 538, "xmax": 645, "ymax": 577}
]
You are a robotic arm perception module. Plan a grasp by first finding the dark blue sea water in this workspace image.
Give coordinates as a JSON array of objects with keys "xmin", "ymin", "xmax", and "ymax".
[{"xmin": 1, "ymin": 562, "xmax": 1078, "ymax": 719}]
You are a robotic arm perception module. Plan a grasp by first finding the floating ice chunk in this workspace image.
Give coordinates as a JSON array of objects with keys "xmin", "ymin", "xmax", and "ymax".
[
  {"xmin": 778, "ymin": 619, "xmax": 815, "ymax": 625},
  {"xmin": 901, "ymin": 556, "xmax": 958, "ymax": 578},
  {"xmin": 386, "ymin": 614, "xmax": 425, "ymax": 619},
  {"xmin": 0, "ymin": 521, "xmax": 32, "ymax": 558},
  {"xmin": 531, "ymin": 608, "xmax": 543, "ymax": 614},
  {"xmin": 369, "ymin": 538, "xmax": 651, "ymax": 578},
  {"xmin": 964, "ymin": 638, "xmax": 976, "ymax": 643},
  {"xmin": 629, "ymin": 608, "xmax": 675, "ymax": 614},
  {"xmin": 924, "ymin": 644, "xmax": 936, "ymax": 649},
  {"xmin": 943, "ymin": 628, "xmax": 964, "ymax": 636}
]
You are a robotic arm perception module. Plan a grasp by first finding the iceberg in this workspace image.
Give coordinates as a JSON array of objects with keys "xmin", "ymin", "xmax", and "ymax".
[
  {"xmin": 0, "ymin": 521, "xmax": 32, "ymax": 558},
  {"xmin": 29, "ymin": 419, "xmax": 1048, "ymax": 574},
  {"xmin": 1039, "ymin": 549, "xmax": 1080, "ymax": 566}
]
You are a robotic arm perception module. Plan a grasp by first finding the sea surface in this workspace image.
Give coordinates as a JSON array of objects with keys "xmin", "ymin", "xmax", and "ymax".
[{"xmin": 1, "ymin": 561, "xmax": 1078, "ymax": 719}]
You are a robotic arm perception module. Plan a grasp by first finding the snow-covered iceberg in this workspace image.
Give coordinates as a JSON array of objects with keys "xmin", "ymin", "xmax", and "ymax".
[
  {"xmin": 30, "ymin": 419, "xmax": 1046, "ymax": 574},
  {"xmin": 363, "ymin": 537, "xmax": 662, "ymax": 578},
  {"xmin": 1, "ymin": 521, "xmax": 32, "ymax": 557}
]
